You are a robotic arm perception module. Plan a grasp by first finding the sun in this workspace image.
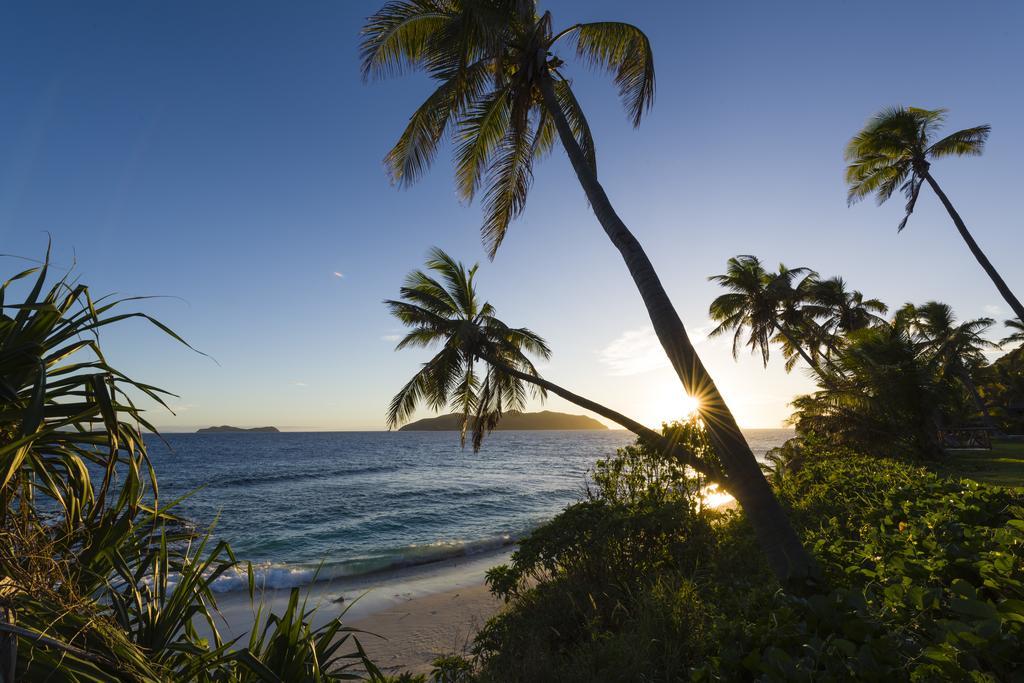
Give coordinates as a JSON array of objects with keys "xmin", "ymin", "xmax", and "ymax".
[
  {"xmin": 680, "ymin": 394, "xmax": 701, "ymax": 417},
  {"xmin": 640, "ymin": 378, "xmax": 702, "ymax": 428}
]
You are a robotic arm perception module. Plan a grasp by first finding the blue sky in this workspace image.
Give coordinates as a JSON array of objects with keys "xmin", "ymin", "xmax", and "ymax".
[{"xmin": 2, "ymin": 1, "xmax": 1022, "ymax": 430}]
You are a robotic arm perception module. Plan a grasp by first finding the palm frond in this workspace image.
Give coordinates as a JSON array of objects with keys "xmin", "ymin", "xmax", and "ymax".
[
  {"xmin": 927, "ymin": 125, "xmax": 990, "ymax": 158},
  {"xmin": 897, "ymin": 174, "xmax": 923, "ymax": 232},
  {"xmin": 360, "ymin": 0, "xmax": 452, "ymax": 80},
  {"xmin": 480, "ymin": 108, "xmax": 536, "ymax": 258},
  {"xmin": 454, "ymin": 86, "xmax": 513, "ymax": 202},
  {"xmin": 568, "ymin": 22, "xmax": 655, "ymax": 127},
  {"xmin": 383, "ymin": 59, "xmax": 492, "ymax": 186}
]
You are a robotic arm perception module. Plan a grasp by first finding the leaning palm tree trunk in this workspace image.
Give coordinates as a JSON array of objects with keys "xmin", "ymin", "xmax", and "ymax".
[
  {"xmin": 480, "ymin": 353, "xmax": 720, "ymax": 481},
  {"xmin": 924, "ymin": 174, "xmax": 1024, "ymax": 322},
  {"xmin": 539, "ymin": 76, "xmax": 816, "ymax": 585}
]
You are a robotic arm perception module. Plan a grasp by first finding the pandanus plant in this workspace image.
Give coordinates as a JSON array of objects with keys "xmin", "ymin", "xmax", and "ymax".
[
  {"xmin": 364, "ymin": 0, "xmax": 813, "ymax": 584},
  {"xmin": 385, "ymin": 248, "xmax": 719, "ymax": 480},
  {"xmin": 0, "ymin": 248, "xmax": 380, "ymax": 682}
]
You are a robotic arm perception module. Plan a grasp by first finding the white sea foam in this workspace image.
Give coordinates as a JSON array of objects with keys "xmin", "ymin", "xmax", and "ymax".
[{"xmin": 206, "ymin": 534, "xmax": 516, "ymax": 593}]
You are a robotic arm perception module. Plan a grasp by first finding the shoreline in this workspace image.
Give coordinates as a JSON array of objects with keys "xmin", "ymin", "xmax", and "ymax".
[{"xmin": 210, "ymin": 546, "xmax": 512, "ymax": 672}]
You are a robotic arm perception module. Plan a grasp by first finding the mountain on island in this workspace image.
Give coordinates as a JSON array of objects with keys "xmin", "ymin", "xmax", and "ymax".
[
  {"xmin": 196, "ymin": 425, "xmax": 280, "ymax": 433},
  {"xmin": 398, "ymin": 410, "xmax": 607, "ymax": 431}
]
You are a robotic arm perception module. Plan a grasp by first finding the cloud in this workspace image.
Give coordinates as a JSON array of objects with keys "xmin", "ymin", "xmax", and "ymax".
[
  {"xmin": 598, "ymin": 327, "xmax": 671, "ymax": 376},
  {"xmin": 381, "ymin": 334, "xmax": 401, "ymax": 342},
  {"xmin": 984, "ymin": 304, "xmax": 1002, "ymax": 316},
  {"xmin": 292, "ymin": 381, "xmax": 308, "ymax": 387},
  {"xmin": 168, "ymin": 402, "xmax": 197, "ymax": 413},
  {"xmin": 598, "ymin": 323, "xmax": 718, "ymax": 376},
  {"xmin": 333, "ymin": 271, "xmax": 344, "ymax": 278}
]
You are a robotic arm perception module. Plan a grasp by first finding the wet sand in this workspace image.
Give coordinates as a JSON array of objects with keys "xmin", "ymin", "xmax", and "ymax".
[{"xmin": 210, "ymin": 548, "xmax": 511, "ymax": 675}]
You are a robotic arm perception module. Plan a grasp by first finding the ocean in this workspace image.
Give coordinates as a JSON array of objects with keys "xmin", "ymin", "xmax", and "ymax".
[{"xmin": 146, "ymin": 429, "xmax": 792, "ymax": 593}]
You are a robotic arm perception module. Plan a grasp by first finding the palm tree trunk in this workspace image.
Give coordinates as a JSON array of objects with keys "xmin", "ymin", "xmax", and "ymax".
[
  {"xmin": 539, "ymin": 76, "xmax": 816, "ymax": 587},
  {"xmin": 924, "ymin": 173, "xmax": 1024, "ymax": 322},
  {"xmin": 480, "ymin": 352, "xmax": 721, "ymax": 481}
]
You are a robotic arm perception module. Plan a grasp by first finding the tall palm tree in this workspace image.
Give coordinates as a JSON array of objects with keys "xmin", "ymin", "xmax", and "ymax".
[
  {"xmin": 708, "ymin": 255, "xmax": 826, "ymax": 377},
  {"xmin": 1001, "ymin": 319, "xmax": 1024, "ymax": 348},
  {"xmin": 901, "ymin": 301, "xmax": 997, "ymax": 429},
  {"xmin": 845, "ymin": 107, "xmax": 1024, "ymax": 322},
  {"xmin": 363, "ymin": 1, "xmax": 814, "ymax": 583},
  {"xmin": 385, "ymin": 248, "xmax": 719, "ymax": 479}
]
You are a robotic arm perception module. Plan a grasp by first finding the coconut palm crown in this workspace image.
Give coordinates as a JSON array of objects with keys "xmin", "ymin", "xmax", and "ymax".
[
  {"xmin": 845, "ymin": 106, "xmax": 1024, "ymax": 322},
  {"xmin": 845, "ymin": 106, "xmax": 988, "ymax": 232},
  {"xmin": 708, "ymin": 255, "xmax": 818, "ymax": 370},
  {"xmin": 385, "ymin": 247, "xmax": 550, "ymax": 449},
  {"xmin": 361, "ymin": 0, "xmax": 653, "ymax": 256},
  {"xmin": 900, "ymin": 301, "xmax": 995, "ymax": 373},
  {"xmin": 808, "ymin": 276, "xmax": 888, "ymax": 338}
]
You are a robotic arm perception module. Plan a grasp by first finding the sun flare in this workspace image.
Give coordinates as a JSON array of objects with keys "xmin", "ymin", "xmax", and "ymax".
[{"xmin": 640, "ymin": 378, "xmax": 702, "ymax": 428}]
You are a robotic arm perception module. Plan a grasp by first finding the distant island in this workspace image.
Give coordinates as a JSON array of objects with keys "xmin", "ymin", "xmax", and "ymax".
[
  {"xmin": 399, "ymin": 410, "xmax": 607, "ymax": 431},
  {"xmin": 196, "ymin": 425, "xmax": 280, "ymax": 433}
]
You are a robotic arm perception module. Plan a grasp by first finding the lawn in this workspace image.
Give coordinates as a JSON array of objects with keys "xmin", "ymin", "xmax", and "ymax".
[{"xmin": 938, "ymin": 440, "xmax": 1024, "ymax": 488}]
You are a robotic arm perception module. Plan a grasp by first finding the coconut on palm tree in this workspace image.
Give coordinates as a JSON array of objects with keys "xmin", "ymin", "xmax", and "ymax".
[
  {"xmin": 385, "ymin": 248, "xmax": 719, "ymax": 479},
  {"xmin": 363, "ymin": 1, "xmax": 814, "ymax": 584},
  {"xmin": 845, "ymin": 107, "xmax": 1023, "ymax": 322}
]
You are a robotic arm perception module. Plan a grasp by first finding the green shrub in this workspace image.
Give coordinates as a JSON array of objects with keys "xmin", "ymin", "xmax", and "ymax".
[{"xmin": 469, "ymin": 441, "xmax": 1024, "ymax": 682}]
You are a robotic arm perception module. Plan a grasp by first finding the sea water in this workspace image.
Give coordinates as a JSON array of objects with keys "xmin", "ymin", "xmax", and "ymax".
[{"xmin": 146, "ymin": 429, "xmax": 792, "ymax": 592}]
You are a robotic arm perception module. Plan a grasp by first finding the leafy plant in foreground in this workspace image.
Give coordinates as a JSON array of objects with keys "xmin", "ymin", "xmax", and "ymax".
[{"xmin": 0, "ymin": 249, "xmax": 380, "ymax": 681}]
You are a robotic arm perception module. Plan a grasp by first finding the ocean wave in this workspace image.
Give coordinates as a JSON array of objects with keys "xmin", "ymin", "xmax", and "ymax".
[
  {"xmin": 207, "ymin": 534, "xmax": 517, "ymax": 593},
  {"xmin": 210, "ymin": 463, "xmax": 399, "ymax": 490}
]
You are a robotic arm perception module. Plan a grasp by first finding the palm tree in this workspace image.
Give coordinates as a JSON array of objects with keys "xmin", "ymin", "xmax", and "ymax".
[
  {"xmin": 1001, "ymin": 319, "xmax": 1024, "ymax": 348},
  {"xmin": 845, "ymin": 107, "xmax": 1024, "ymax": 322},
  {"xmin": 808, "ymin": 277, "xmax": 888, "ymax": 338},
  {"xmin": 901, "ymin": 301, "xmax": 997, "ymax": 429},
  {"xmin": 790, "ymin": 323, "xmax": 946, "ymax": 460},
  {"xmin": 708, "ymin": 255, "xmax": 826, "ymax": 377},
  {"xmin": 363, "ymin": 1, "xmax": 814, "ymax": 584},
  {"xmin": 385, "ymin": 248, "xmax": 719, "ymax": 479}
]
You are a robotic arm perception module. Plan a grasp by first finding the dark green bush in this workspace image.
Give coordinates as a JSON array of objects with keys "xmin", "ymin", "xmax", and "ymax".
[{"xmin": 469, "ymin": 442, "xmax": 1024, "ymax": 682}]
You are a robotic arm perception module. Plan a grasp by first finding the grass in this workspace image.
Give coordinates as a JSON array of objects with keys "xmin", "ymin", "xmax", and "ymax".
[{"xmin": 937, "ymin": 440, "xmax": 1024, "ymax": 488}]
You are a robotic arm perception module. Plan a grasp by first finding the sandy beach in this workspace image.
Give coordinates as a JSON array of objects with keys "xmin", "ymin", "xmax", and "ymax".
[{"xmin": 210, "ymin": 549, "xmax": 511, "ymax": 675}]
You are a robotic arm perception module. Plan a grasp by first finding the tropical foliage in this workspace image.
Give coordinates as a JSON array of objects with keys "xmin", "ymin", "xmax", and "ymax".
[
  {"xmin": 430, "ymin": 443, "xmax": 1024, "ymax": 681},
  {"xmin": 361, "ymin": 0, "xmax": 652, "ymax": 255},
  {"xmin": 845, "ymin": 106, "xmax": 1024, "ymax": 321},
  {"xmin": 709, "ymin": 255, "xmax": 1006, "ymax": 459},
  {"xmin": 385, "ymin": 248, "xmax": 549, "ymax": 451},
  {"xmin": 385, "ymin": 248, "xmax": 719, "ymax": 478},
  {"xmin": 1002, "ymin": 319, "xmax": 1024, "ymax": 348},
  {"xmin": 976, "ymin": 345, "xmax": 1024, "ymax": 435},
  {"xmin": 0, "ymin": 252, "xmax": 380, "ymax": 682},
  {"xmin": 365, "ymin": 1, "xmax": 813, "ymax": 583}
]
